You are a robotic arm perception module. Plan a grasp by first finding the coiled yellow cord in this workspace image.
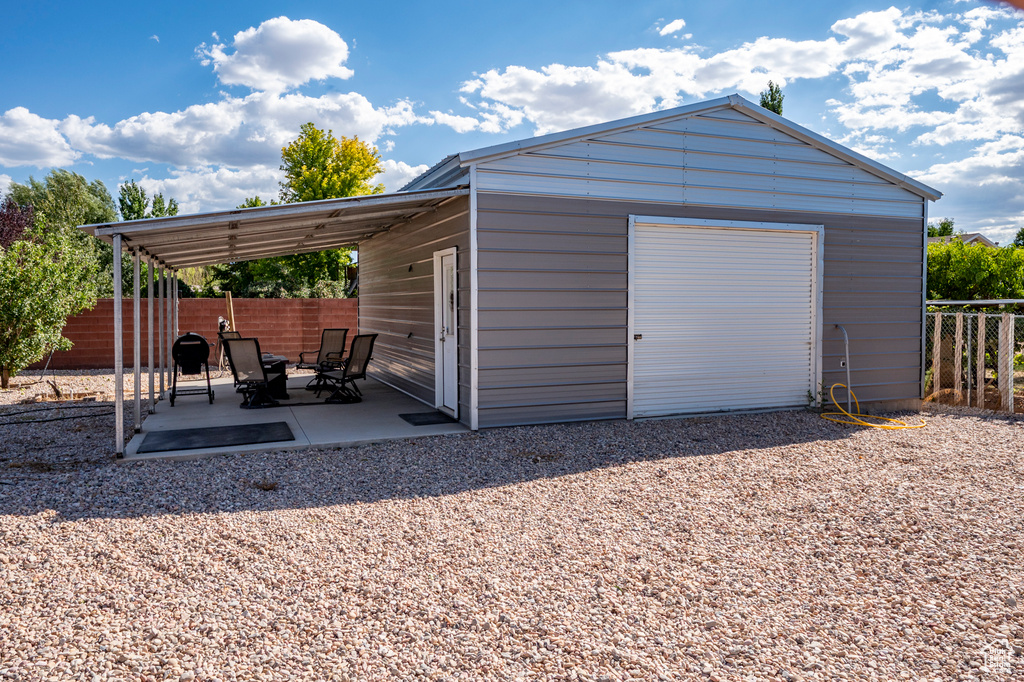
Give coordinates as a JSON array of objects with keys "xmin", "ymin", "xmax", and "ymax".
[{"xmin": 820, "ymin": 383, "xmax": 926, "ymax": 429}]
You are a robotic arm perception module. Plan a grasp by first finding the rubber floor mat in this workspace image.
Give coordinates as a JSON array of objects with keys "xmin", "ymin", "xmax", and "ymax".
[
  {"xmin": 399, "ymin": 412, "xmax": 459, "ymax": 426},
  {"xmin": 137, "ymin": 421, "xmax": 294, "ymax": 453}
]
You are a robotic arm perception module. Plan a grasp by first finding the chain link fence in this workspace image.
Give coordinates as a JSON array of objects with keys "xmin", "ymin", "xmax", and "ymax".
[{"xmin": 925, "ymin": 309, "xmax": 1023, "ymax": 412}]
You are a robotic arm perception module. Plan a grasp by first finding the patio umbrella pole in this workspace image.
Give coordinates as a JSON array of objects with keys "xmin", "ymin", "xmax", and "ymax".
[
  {"xmin": 113, "ymin": 234, "xmax": 124, "ymax": 458},
  {"xmin": 133, "ymin": 249, "xmax": 141, "ymax": 433}
]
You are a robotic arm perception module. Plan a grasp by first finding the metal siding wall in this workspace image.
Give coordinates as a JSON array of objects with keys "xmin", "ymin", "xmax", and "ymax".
[
  {"xmin": 474, "ymin": 112, "xmax": 924, "ymax": 219},
  {"xmin": 475, "ymin": 193, "xmax": 924, "ymax": 427},
  {"xmin": 358, "ymin": 197, "xmax": 471, "ymax": 420}
]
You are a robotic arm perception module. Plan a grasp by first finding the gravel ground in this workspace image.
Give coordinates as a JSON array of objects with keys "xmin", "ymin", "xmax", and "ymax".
[{"xmin": 1, "ymin": 371, "xmax": 1022, "ymax": 681}]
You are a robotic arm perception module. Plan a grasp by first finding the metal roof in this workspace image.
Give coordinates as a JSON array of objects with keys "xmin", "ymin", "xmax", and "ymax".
[
  {"xmin": 404, "ymin": 94, "xmax": 942, "ymax": 202},
  {"xmin": 81, "ymin": 187, "xmax": 469, "ymax": 270}
]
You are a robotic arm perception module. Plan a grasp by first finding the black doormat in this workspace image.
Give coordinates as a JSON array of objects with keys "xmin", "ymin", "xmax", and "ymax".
[
  {"xmin": 138, "ymin": 421, "xmax": 295, "ymax": 453},
  {"xmin": 399, "ymin": 412, "xmax": 459, "ymax": 426}
]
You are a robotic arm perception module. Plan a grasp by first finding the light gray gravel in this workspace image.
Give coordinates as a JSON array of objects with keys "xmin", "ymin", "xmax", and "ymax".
[{"xmin": 1, "ymin": 371, "xmax": 1022, "ymax": 681}]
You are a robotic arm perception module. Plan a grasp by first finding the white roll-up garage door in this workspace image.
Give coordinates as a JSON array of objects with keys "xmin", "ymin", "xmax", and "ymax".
[{"xmin": 629, "ymin": 217, "xmax": 822, "ymax": 418}]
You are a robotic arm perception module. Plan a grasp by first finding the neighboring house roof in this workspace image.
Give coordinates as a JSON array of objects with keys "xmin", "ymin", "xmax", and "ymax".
[
  {"xmin": 928, "ymin": 233, "xmax": 999, "ymax": 247},
  {"xmin": 401, "ymin": 94, "xmax": 942, "ymax": 202}
]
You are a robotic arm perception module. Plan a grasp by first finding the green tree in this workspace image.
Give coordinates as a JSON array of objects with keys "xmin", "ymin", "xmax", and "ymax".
[
  {"xmin": 118, "ymin": 180, "xmax": 180, "ymax": 221},
  {"xmin": 927, "ymin": 239, "xmax": 1024, "ymax": 301},
  {"xmin": 0, "ymin": 211, "xmax": 97, "ymax": 388},
  {"xmin": 1013, "ymin": 227, "xmax": 1024, "ymax": 248},
  {"xmin": 209, "ymin": 124, "xmax": 382, "ymax": 298},
  {"xmin": 279, "ymin": 123, "xmax": 384, "ymax": 202},
  {"xmin": 927, "ymin": 217, "xmax": 956, "ymax": 238},
  {"xmin": 759, "ymin": 81, "xmax": 784, "ymax": 115}
]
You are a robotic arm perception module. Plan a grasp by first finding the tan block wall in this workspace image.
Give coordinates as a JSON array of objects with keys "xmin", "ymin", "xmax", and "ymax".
[{"xmin": 31, "ymin": 298, "xmax": 358, "ymax": 370}]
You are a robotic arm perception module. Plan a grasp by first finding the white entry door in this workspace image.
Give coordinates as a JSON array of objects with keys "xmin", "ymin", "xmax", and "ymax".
[
  {"xmin": 434, "ymin": 248, "xmax": 458, "ymax": 417},
  {"xmin": 629, "ymin": 217, "xmax": 822, "ymax": 418}
]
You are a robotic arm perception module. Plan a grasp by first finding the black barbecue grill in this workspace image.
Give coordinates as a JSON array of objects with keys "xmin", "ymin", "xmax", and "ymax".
[{"xmin": 170, "ymin": 332, "xmax": 215, "ymax": 406}]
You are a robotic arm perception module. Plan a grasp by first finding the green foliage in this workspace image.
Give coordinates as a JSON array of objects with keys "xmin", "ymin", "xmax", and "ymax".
[
  {"xmin": 208, "ymin": 123, "xmax": 383, "ymax": 298},
  {"xmin": 119, "ymin": 180, "xmax": 179, "ymax": 220},
  {"xmin": 927, "ymin": 239, "xmax": 1024, "ymax": 301},
  {"xmin": 759, "ymin": 81, "xmax": 784, "ymax": 115},
  {"xmin": 1013, "ymin": 228, "xmax": 1024, "ymax": 248},
  {"xmin": 927, "ymin": 217, "xmax": 956, "ymax": 238},
  {"xmin": 279, "ymin": 123, "xmax": 384, "ymax": 203},
  {"xmin": 0, "ymin": 216, "xmax": 97, "ymax": 387}
]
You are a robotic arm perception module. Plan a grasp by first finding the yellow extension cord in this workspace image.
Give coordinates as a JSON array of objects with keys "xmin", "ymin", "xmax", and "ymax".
[{"xmin": 820, "ymin": 383, "xmax": 926, "ymax": 429}]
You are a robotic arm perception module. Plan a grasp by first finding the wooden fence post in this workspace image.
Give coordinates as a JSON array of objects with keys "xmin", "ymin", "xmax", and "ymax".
[
  {"xmin": 976, "ymin": 313, "xmax": 986, "ymax": 409},
  {"xmin": 954, "ymin": 313, "xmax": 963, "ymax": 401},
  {"xmin": 1000, "ymin": 312, "xmax": 1014, "ymax": 414}
]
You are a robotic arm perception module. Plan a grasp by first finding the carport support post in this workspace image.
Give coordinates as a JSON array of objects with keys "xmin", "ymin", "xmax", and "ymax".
[
  {"xmin": 165, "ymin": 269, "xmax": 172, "ymax": 390},
  {"xmin": 113, "ymin": 234, "xmax": 124, "ymax": 457},
  {"xmin": 173, "ymin": 271, "xmax": 179, "ymax": 339},
  {"xmin": 158, "ymin": 266, "xmax": 165, "ymax": 397},
  {"xmin": 147, "ymin": 258, "xmax": 155, "ymax": 413},
  {"xmin": 132, "ymin": 250, "xmax": 141, "ymax": 433}
]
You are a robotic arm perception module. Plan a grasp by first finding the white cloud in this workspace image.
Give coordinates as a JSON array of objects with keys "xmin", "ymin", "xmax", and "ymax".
[
  {"xmin": 914, "ymin": 135, "xmax": 1024, "ymax": 243},
  {"xmin": 0, "ymin": 174, "xmax": 11, "ymax": 197},
  {"xmin": 137, "ymin": 165, "xmax": 282, "ymax": 214},
  {"xmin": 198, "ymin": 17, "xmax": 354, "ymax": 92},
  {"xmin": 659, "ymin": 19, "xmax": 686, "ymax": 37},
  {"xmin": 59, "ymin": 91, "xmax": 421, "ymax": 169},
  {"xmin": 378, "ymin": 159, "xmax": 429, "ymax": 192},
  {"xmin": 0, "ymin": 107, "xmax": 80, "ymax": 167},
  {"xmin": 150, "ymin": 35, "xmax": 159, "ymax": 43},
  {"xmin": 429, "ymin": 110, "xmax": 479, "ymax": 133}
]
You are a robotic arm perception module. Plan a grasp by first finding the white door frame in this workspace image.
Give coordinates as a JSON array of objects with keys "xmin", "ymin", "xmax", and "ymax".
[
  {"xmin": 433, "ymin": 247, "xmax": 459, "ymax": 417},
  {"xmin": 627, "ymin": 215, "xmax": 824, "ymax": 419}
]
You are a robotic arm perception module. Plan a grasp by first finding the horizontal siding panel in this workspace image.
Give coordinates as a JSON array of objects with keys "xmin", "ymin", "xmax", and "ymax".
[
  {"xmin": 824, "ymin": 243, "xmax": 923, "ymax": 263},
  {"xmin": 600, "ymin": 129, "xmax": 851, "ymax": 165},
  {"xmin": 823, "ymin": 260, "xmax": 921, "ymax": 278},
  {"xmin": 478, "ymin": 230, "xmax": 626, "ymax": 253},
  {"xmin": 476, "ymin": 177, "xmax": 923, "ymax": 218},
  {"xmin": 478, "ymin": 250, "xmax": 626, "ymax": 272},
  {"xmin": 823, "ymin": 275, "xmax": 922, "ymax": 294},
  {"xmin": 480, "ymin": 364, "xmax": 626, "ymax": 387},
  {"xmin": 824, "ymin": 291, "xmax": 922, "ymax": 309},
  {"xmin": 489, "ymin": 155, "xmax": 914, "ymax": 201},
  {"xmin": 478, "ymin": 270, "xmax": 627, "ymax": 290},
  {"xmin": 479, "ymin": 308, "xmax": 627, "ymax": 329},
  {"xmin": 538, "ymin": 143, "xmax": 888, "ymax": 185},
  {"xmin": 480, "ymin": 345, "xmax": 626, "ymax": 368},
  {"xmin": 479, "ymin": 382, "xmax": 626, "ymax": 408},
  {"xmin": 826, "ymin": 228, "xmax": 923, "ymax": 249},
  {"xmin": 478, "ymin": 401, "xmax": 626, "ymax": 428},
  {"xmin": 477, "ymin": 210, "xmax": 625, "ymax": 235},
  {"xmin": 481, "ymin": 290, "xmax": 628, "ymax": 309},
  {"xmin": 359, "ymin": 196, "xmax": 470, "ymax": 413},
  {"xmin": 480, "ymin": 327, "xmax": 625, "ymax": 348},
  {"xmin": 649, "ymin": 117, "xmax": 807, "ymax": 144}
]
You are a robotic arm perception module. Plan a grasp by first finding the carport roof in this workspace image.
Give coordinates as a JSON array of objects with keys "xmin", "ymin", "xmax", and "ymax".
[{"xmin": 80, "ymin": 187, "xmax": 469, "ymax": 270}]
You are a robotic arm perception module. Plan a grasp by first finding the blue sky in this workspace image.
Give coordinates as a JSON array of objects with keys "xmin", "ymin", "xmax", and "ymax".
[{"xmin": 2, "ymin": 0, "xmax": 1023, "ymax": 242}]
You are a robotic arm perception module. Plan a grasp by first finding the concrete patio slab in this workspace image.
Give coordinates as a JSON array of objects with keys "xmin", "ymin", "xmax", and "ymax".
[{"xmin": 122, "ymin": 375, "xmax": 469, "ymax": 462}]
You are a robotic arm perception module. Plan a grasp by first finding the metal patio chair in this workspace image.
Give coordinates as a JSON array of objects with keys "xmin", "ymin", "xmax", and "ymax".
[
  {"xmin": 222, "ymin": 337, "xmax": 284, "ymax": 409},
  {"xmin": 170, "ymin": 332, "xmax": 215, "ymax": 406},
  {"xmin": 217, "ymin": 330, "xmax": 242, "ymax": 373},
  {"xmin": 315, "ymin": 334, "xmax": 378, "ymax": 404},
  {"xmin": 295, "ymin": 328, "xmax": 348, "ymax": 391}
]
